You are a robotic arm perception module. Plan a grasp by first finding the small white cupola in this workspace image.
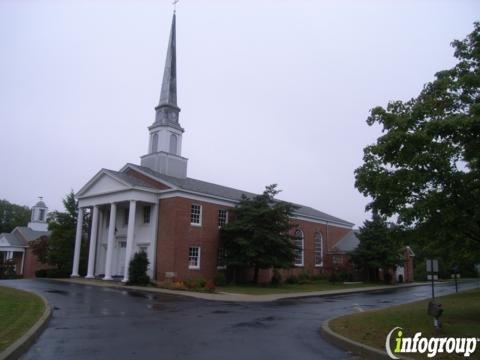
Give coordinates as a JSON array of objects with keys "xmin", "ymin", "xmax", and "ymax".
[{"xmin": 28, "ymin": 197, "xmax": 48, "ymax": 232}]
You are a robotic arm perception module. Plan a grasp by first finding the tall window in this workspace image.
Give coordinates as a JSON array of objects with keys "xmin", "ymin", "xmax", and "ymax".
[
  {"xmin": 123, "ymin": 208, "xmax": 129, "ymax": 226},
  {"xmin": 188, "ymin": 247, "xmax": 201, "ymax": 269},
  {"xmin": 294, "ymin": 229, "xmax": 304, "ymax": 266},
  {"xmin": 191, "ymin": 204, "xmax": 202, "ymax": 225},
  {"xmin": 151, "ymin": 133, "xmax": 159, "ymax": 153},
  {"xmin": 39, "ymin": 209, "xmax": 45, "ymax": 221},
  {"xmin": 169, "ymin": 133, "xmax": 178, "ymax": 154},
  {"xmin": 314, "ymin": 232, "xmax": 323, "ymax": 266},
  {"xmin": 218, "ymin": 209, "xmax": 228, "ymax": 228},
  {"xmin": 143, "ymin": 206, "xmax": 151, "ymax": 224}
]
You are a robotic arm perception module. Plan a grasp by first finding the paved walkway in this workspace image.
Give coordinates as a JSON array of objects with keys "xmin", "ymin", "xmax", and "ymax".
[{"xmin": 53, "ymin": 278, "xmax": 429, "ymax": 302}]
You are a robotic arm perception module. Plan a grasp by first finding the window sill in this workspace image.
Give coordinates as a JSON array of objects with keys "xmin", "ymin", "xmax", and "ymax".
[
  {"xmin": 294, "ymin": 264, "xmax": 304, "ymax": 267},
  {"xmin": 315, "ymin": 264, "xmax": 323, "ymax": 267},
  {"xmin": 188, "ymin": 267, "xmax": 200, "ymax": 270},
  {"xmin": 190, "ymin": 223, "xmax": 202, "ymax": 227}
]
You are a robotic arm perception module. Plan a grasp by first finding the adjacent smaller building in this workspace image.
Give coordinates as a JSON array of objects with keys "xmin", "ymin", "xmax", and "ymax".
[{"xmin": 0, "ymin": 199, "xmax": 50, "ymax": 277}]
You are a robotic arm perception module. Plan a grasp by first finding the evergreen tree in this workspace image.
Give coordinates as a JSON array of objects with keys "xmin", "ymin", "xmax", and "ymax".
[
  {"xmin": 350, "ymin": 214, "xmax": 403, "ymax": 282},
  {"xmin": 221, "ymin": 184, "xmax": 297, "ymax": 284},
  {"xmin": 128, "ymin": 251, "xmax": 150, "ymax": 285}
]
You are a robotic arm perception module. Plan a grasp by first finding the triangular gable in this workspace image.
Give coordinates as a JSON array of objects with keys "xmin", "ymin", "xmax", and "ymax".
[
  {"xmin": 77, "ymin": 170, "xmax": 132, "ymax": 198},
  {"xmin": 120, "ymin": 164, "xmax": 177, "ymax": 190}
]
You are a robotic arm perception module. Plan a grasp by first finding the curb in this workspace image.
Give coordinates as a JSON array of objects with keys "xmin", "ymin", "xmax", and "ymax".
[
  {"xmin": 0, "ymin": 291, "xmax": 52, "ymax": 360},
  {"xmin": 48, "ymin": 278, "xmax": 430, "ymax": 302},
  {"xmin": 320, "ymin": 317, "xmax": 415, "ymax": 360}
]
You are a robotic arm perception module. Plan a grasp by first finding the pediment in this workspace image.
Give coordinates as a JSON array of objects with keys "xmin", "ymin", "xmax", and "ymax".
[{"xmin": 78, "ymin": 172, "xmax": 130, "ymax": 198}]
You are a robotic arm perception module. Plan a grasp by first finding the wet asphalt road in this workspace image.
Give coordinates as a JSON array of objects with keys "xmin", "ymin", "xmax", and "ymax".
[{"xmin": 2, "ymin": 279, "xmax": 479, "ymax": 360}]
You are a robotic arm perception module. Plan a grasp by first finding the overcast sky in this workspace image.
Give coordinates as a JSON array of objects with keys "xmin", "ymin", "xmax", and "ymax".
[{"xmin": 0, "ymin": 0, "xmax": 478, "ymax": 227}]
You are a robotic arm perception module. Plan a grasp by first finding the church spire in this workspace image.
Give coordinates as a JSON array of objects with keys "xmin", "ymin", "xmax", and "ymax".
[{"xmin": 153, "ymin": 12, "xmax": 182, "ymax": 130}]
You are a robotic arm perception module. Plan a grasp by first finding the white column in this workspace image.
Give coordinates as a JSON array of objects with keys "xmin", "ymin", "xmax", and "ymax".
[
  {"xmin": 20, "ymin": 249, "xmax": 25, "ymax": 275},
  {"xmin": 71, "ymin": 207, "xmax": 84, "ymax": 277},
  {"xmin": 86, "ymin": 206, "xmax": 99, "ymax": 279},
  {"xmin": 122, "ymin": 200, "xmax": 137, "ymax": 282},
  {"xmin": 150, "ymin": 203, "xmax": 159, "ymax": 280},
  {"xmin": 103, "ymin": 203, "xmax": 117, "ymax": 280}
]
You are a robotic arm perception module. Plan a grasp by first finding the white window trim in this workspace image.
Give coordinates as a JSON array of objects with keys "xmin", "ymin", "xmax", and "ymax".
[
  {"xmin": 314, "ymin": 233, "xmax": 324, "ymax": 267},
  {"xmin": 190, "ymin": 204, "xmax": 202, "ymax": 227},
  {"xmin": 188, "ymin": 247, "xmax": 201, "ymax": 270},
  {"xmin": 218, "ymin": 209, "xmax": 229, "ymax": 229},
  {"xmin": 294, "ymin": 230, "xmax": 304, "ymax": 267}
]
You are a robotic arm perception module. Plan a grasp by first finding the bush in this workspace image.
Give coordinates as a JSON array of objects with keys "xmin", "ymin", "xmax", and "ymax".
[
  {"xmin": 286, "ymin": 275, "xmax": 298, "ymax": 284},
  {"xmin": 35, "ymin": 269, "xmax": 47, "ymax": 278},
  {"xmin": 297, "ymin": 271, "xmax": 311, "ymax": 284},
  {"xmin": 328, "ymin": 272, "xmax": 340, "ymax": 283},
  {"xmin": 271, "ymin": 270, "xmax": 282, "ymax": 286},
  {"xmin": 214, "ymin": 272, "xmax": 227, "ymax": 286},
  {"xmin": 128, "ymin": 251, "xmax": 150, "ymax": 285}
]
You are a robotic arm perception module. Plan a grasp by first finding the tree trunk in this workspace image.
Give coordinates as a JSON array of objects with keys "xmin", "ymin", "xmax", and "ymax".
[{"xmin": 253, "ymin": 265, "xmax": 259, "ymax": 284}]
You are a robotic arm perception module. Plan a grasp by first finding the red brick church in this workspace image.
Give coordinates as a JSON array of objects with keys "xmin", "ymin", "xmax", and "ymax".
[{"xmin": 71, "ymin": 13, "xmax": 413, "ymax": 284}]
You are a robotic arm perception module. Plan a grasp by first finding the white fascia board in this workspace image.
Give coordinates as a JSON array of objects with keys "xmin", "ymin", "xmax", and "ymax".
[
  {"xmin": 119, "ymin": 163, "xmax": 179, "ymax": 190},
  {"xmin": 78, "ymin": 189, "xmax": 160, "ymax": 208},
  {"xmin": 159, "ymin": 190, "xmax": 237, "ymax": 207},
  {"xmin": 290, "ymin": 215, "xmax": 353, "ymax": 230},
  {"xmin": 0, "ymin": 246, "xmax": 26, "ymax": 252}
]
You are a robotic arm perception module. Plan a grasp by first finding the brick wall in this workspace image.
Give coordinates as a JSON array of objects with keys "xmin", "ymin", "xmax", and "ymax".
[{"xmin": 155, "ymin": 196, "xmax": 353, "ymax": 283}]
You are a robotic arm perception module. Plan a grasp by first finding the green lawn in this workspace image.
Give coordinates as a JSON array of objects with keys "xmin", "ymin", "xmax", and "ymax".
[
  {"xmin": 218, "ymin": 280, "xmax": 383, "ymax": 295},
  {"xmin": 329, "ymin": 288, "xmax": 480, "ymax": 359},
  {"xmin": 0, "ymin": 285, "xmax": 45, "ymax": 351}
]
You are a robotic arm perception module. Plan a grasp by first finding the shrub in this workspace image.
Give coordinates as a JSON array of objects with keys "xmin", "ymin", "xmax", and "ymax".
[
  {"xmin": 35, "ymin": 269, "xmax": 48, "ymax": 278},
  {"xmin": 297, "ymin": 271, "xmax": 311, "ymax": 284},
  {"xmin": 286, "ymin": 275, "xmax": 298, "ymax": 284},
  {"xmin": 194, "ymin": 277, "xmax": 207, "ymax": 289},
  {"xmin": 128, "ymin": 251, "xmax": 150, "ymax": 285},
  {"xmin": 205, "ymin": 280, "xmax": 216, "ymax": 292},
  {"xmin": 271, "ymin": 270, "xmax": 282, "ymax": 286},
  {"xmin": 214, "ymin": 272, "xmax": 227, "ymax": 286},
  {"xmin": 328, "ymin": 272, "xmax": 339, "ymax": 283}
]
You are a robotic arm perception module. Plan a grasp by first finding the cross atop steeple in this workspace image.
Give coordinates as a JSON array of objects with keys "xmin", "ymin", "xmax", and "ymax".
[{"xmin": 153, "ymin": 12, "xmax": 182, "ymax": 131}]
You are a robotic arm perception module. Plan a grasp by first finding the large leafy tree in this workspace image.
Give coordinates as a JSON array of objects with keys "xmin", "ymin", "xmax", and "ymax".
[
  {"xmin": 0, "ymin": 199, "xmax": 30, "ymax": 233},
  {"xmin": 221, "ymin": 184, "xmax": 298, "ymax": 284},
  {"xmin": 349, "ymin": 214, "xmax": 403, "ymax": 282},
  {"xmin": 355, "ymin": 23, "xmax": 480, "ymax": 261},
  {"xmin": 32, "ymin": 191, "xmax": 89, "ymax": 276}
]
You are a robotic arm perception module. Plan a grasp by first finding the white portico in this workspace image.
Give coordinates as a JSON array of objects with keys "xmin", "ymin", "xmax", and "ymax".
[{"xmin": 72, "ymin": 169, "xmax": 160, "ymax": 282}]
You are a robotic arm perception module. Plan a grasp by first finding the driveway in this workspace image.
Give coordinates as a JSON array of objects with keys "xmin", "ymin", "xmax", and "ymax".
[{"xmin": 2, "ymin": 279, "xmax": 479, "ymax": 360}]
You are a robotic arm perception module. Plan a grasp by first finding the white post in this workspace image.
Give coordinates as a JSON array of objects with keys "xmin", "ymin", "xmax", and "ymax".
[
  {"xmin": 20, "ymin": 249, "xmax": 25, "ymax": 275},
  {"xmin": 122, "ymin": 200, "xmax": 137, "ymax": 282},
  {"xmin": 150, "ymin": 203, "xmax": 159, "ymax": 280},
  {"xmin": 103, "ymin": 203, "xmax": 117, "ymax": 280},
  {"xmin": 71, "ymin": 207, "xmax": 84, "ymax": 277},
  {"xmin": 86, "ymin": 206, "xmax": 99, "ymax": 279}
]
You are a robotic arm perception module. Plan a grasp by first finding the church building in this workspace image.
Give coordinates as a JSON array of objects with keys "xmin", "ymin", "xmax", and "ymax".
[
  {"xmin": 0, "ymin": 198, "xmax": 50, "ymax": 278},
  {"xmin": 72, "ymin": 13, "xmax": 374, "ymax": 284}
]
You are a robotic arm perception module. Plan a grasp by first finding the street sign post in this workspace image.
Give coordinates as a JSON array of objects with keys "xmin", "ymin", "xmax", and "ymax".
[{"xmin": 426, "ymin": 259, "xmax": 438, "ymax": 300}]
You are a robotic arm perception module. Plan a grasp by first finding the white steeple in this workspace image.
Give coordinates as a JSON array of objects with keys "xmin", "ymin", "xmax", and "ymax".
[
  {"xmin": 140, "ymin": 12, "xmax": 188, "ymax": 178},
  {"xmin": 28, "ymin": 197, "xmax": 48, "ymax": 232}
]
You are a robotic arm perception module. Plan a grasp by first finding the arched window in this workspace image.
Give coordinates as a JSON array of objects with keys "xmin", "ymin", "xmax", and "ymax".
[
  {"xmin": 151, "ymin": 133, "xmax": 158, "ymax": 153},
  {"xmin": 169, "ymin": 133, "xmax": 177, "ymax": 154},
  {"xmin": 294, "ymin": 229, "xmax": 304, "ymax": 266},
  {"xmin": 314, "ymin": 232, "xmax": 323, "ymax": 266}
]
